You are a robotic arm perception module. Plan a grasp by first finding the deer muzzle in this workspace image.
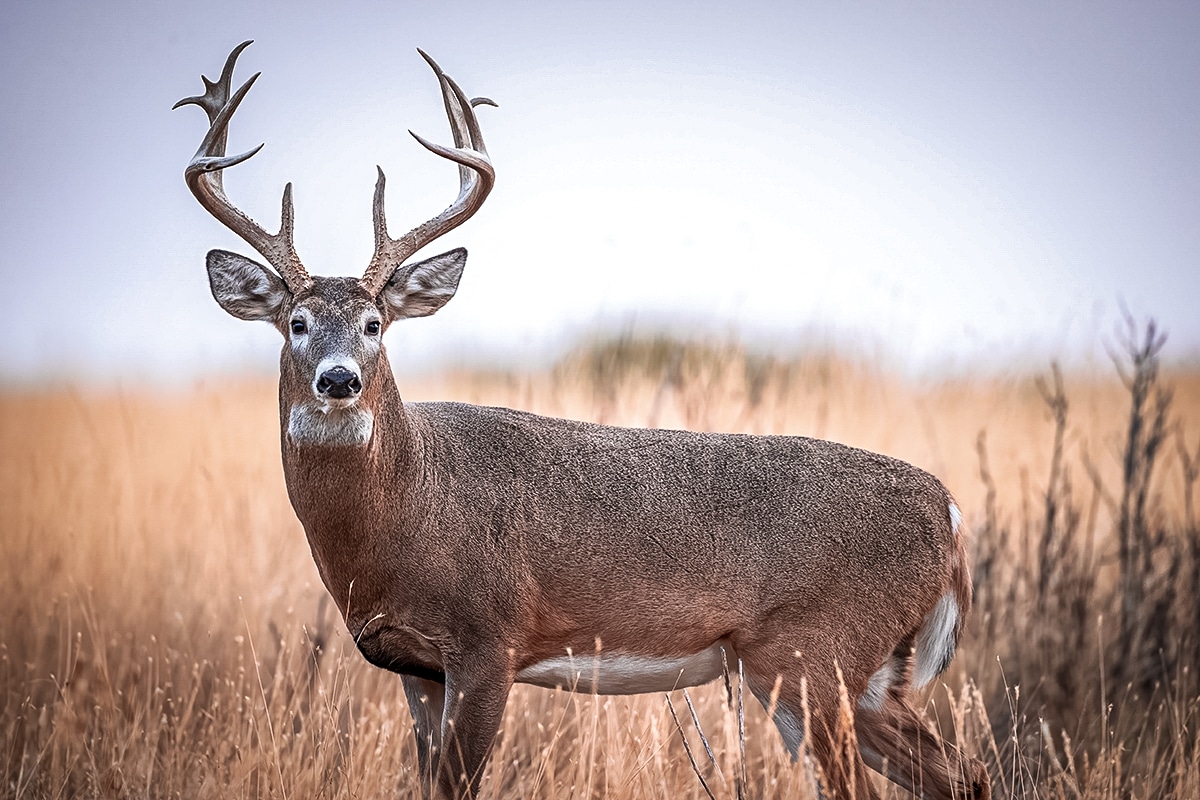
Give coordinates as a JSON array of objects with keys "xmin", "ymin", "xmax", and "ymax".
[{"xmin": 316, "ymin": 365, "xmax": 362, "ymax": 401}]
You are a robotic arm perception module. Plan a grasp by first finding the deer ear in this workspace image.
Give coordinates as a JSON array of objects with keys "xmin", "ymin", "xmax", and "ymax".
[
  {"xmin": 206, "ymin": 249, "xmax": 289, "ymax": 322},
  {"xmin": 380, "ymin": 248, "xmax": 466, "ymax": 321}
]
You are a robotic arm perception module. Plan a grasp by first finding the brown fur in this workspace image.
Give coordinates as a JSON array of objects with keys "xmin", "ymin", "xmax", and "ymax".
[{"xmin": 275, "ymin": 339, "xmax": 988, "ymax": 799}]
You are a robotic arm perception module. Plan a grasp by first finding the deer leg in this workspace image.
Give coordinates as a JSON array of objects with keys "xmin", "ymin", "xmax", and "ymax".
[
  {"xmin": 855, "ymin": 695, "xmax": 990, "ymax": 800},
  {"xmin": 436, "ymin": 665, "xmax": 512, "ymax": 800},
  {"xmin": 402, "ymin": 674, "xmax": 446, "ymax": 800},
  {"xmin": 742, "ymin": 647, "xmax": 880, "ymax": 800},
  {"xmin": 801, "ymin": 684, "xmax": 880, "ymax": 800}
]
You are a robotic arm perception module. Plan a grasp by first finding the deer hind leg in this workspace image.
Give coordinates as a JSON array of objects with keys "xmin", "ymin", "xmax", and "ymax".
[
  {"xmin": 854, "ymin": 691, "xmax": 990, "ymax": 800},
  {"xmin": 742, "ymin": 649, "xmax": 880, "ymax": 800}
]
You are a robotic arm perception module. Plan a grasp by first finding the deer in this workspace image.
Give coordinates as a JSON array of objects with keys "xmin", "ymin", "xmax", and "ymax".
[{"xmin": 177, "ymin": 41, "xmax": 990, "ymax": 800}]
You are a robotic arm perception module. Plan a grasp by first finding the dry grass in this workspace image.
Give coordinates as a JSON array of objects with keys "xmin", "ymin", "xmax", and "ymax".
[{"xmin": 3, "ymin": 329, "xmax": 1199, "ymax": 798}]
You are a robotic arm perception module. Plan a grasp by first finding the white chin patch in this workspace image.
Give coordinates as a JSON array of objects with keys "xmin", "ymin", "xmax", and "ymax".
[
  {"xmin": 320, "ymin": 396, "xmax": 359, "ymax": 412},
  {"xmin": 288, "ymin": 403, "xmax": 374, "ymax": 447}
]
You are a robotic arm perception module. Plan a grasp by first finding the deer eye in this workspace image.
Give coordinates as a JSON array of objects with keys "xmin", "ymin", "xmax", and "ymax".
[
  {"xmin": 290, "ymin": 319, "xmax": 307, "ymax": 335},
  {"xmin": 365, "ymin": 320, "xmax": 381, "ymax": 336}
]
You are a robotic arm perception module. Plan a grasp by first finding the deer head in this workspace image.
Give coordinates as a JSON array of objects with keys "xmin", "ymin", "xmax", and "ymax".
[{"xmin": 177, "ymin": 42, "xmax": 495, "ymax": 446}]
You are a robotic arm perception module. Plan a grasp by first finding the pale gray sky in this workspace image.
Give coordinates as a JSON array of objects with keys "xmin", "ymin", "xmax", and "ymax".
[{"xmin": 1, "ymin": 1, "xmax": 1198, "ymax": 383}]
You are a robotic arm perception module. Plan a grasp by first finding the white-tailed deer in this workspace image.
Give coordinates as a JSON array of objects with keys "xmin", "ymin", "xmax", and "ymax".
[{"xmin": 179, "ymin": 42, "xmax": 990, "ymax": 800}]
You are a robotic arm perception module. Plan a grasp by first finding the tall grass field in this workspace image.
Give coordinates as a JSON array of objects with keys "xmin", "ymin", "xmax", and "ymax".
[{"xmin": 3, "ymin": 325, "xmax": 1199, "ymax": 798}]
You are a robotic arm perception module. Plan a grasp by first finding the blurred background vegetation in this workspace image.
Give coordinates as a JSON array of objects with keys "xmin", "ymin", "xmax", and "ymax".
[{"xmin": 3, "ymin": 318, "xmax": 1198, "ymax": 798}]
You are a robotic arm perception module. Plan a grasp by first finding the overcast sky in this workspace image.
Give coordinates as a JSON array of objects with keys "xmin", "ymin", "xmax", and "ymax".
[{"xmin": 1, "ymin": 1, "xmax": 1197, "ymax": 384}]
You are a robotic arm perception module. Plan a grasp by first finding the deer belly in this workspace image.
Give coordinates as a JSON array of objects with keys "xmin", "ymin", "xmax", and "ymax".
[{"xmin": 516, "ymin": 640, "xmax": 730, "ymax": 695}]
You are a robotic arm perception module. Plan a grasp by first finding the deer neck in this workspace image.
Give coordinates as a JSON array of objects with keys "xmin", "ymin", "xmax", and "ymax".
[{"xmin": 278, "ymin": 364, "xmax": 424, "ymax": 607}]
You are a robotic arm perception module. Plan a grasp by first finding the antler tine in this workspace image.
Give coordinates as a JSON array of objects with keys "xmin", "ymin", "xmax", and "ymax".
[
  {"xmin": 418, "ymin": 49, "xmax": 467, "ymax": 151},
  {"xmin": 361, "ymin": 52, "xmax": 496, "ymax": 295},
  {"xmin": 418, "ymin": 50, "xmax": 496, "ymax": 183},
  {"xmin": 173, "ymin": 39, "xmax": 254, "ymax": 181},
  {"xmin": 176, "ymin": 41, "xmax": 311, "ymax": 294}
]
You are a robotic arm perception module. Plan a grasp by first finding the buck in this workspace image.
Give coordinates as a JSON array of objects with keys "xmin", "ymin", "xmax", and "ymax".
[{"xmin": 178, "ymin": 42, "xmax": 990, "ymax": 800}]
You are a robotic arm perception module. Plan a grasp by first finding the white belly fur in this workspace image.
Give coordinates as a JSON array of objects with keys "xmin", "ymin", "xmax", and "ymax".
[{"xmin": 516, "ymin": 640, "xmax": 732, "ymax": 695}]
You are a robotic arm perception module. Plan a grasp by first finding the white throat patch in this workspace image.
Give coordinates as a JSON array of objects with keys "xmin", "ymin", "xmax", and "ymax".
[{"xmin": 288, "ymin": 403, "xmax": 374, "ymax": 447}]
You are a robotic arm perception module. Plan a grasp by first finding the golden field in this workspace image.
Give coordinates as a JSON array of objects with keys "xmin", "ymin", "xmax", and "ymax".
[{"xmin": 2, "ymin": 330, "xmax": 1199, "ymax": 799}]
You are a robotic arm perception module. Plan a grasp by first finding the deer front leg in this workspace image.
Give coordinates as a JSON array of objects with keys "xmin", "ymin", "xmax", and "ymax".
[
  {"xmin": 436, "ymin": 663, "xmax": 512, "ymax": 800},
  {"xmin": 402, "ymin": 675, "xmax": 446, "ymax": 800}
]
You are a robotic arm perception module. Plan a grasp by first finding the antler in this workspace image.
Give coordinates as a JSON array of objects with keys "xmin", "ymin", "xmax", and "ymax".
[
  {"xmin": 360, "ymin": 50, "xmax": 497, "ymax": 295},
  {"xmin": 175, "ymin": 41, "xmax": 312, "ymax": 294}
]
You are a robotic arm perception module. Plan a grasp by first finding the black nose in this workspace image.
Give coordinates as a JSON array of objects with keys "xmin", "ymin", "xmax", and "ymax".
[{"xmin": 317, "ymin": 366, "xmax": 362, "ymax": 399}]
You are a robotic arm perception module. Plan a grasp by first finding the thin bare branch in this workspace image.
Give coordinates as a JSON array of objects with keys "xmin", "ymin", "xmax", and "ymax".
[{"xmin": 666, "ymin": 694, "xmax": 718, "ymax": 800}]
